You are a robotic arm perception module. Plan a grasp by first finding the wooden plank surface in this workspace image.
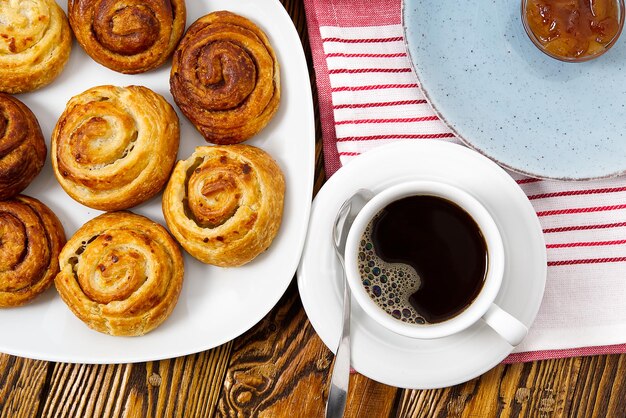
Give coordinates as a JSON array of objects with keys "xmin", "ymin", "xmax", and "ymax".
[
  {"xmin": 0, "ymin": 356, "xmax": 49, "ymax": 418},
  {"xmin": 5, "ymin": 347, "xmax": 626, "ymax": 417},
  {"xmin": 395, "ymin": 356, "xmax": 626, "ymax": 418},
  {"xmin": 2, "ymin": 0, "xmax": 626, "ymax": 417},
  {"xmin": 36, "ymin": 342, "xmax": 232, "ymax": 418}
]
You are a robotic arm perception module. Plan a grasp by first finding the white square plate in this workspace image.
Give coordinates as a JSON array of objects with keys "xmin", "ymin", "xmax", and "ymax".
[{"xmin": 0, "ymin": 0, "xmax": 314, "ymax": 363}]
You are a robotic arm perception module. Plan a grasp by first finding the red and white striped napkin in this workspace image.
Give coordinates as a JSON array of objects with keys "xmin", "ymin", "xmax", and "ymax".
[{"xmin": 304, "ymin": 0, "xmax": 626, "ymax": 362}]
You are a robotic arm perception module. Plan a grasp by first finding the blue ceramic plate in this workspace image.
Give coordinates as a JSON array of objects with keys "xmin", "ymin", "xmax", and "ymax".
[{"xmin": 403, "ymin": 1, "xmax": 626, "ymax": 180}]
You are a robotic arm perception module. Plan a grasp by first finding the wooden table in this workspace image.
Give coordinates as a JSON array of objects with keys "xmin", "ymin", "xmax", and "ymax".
[{"xmin": 2, "ymin": 1, "xmax": 626, "ymax": 417}]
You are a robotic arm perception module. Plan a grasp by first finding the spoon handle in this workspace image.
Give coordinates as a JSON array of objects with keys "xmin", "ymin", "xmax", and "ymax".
[{"xmin": 325, "ymin": 268, "xmax": 351, "ymax": 418}]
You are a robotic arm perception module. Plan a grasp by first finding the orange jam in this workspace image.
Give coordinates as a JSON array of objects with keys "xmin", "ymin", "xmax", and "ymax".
[{"xmin": 524, "ymin": 0, "xmax": 622, "ymax": 60}]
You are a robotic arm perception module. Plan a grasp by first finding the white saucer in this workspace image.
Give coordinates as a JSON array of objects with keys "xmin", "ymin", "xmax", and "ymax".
[{"xmin": 297, "ymin": 141, "xmax": 546, "ymax": 389}]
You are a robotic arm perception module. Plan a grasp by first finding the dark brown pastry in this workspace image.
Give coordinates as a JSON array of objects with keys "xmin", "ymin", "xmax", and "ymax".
[
  {"xmin": 0, "ymin": 0, "xmax": 72, "ymax": 93},
  {"xmin": 163, "ymin": 145, "xmax": 285, "ymax": 267},
  {"xmin": 0, "ymin": 195, "xmax": 66, "ymax": 307},
  {"xmin": 170, "ymin": 11, "xmax": 280, "ymax": 144},
  {"xmin": 68, "ymin": 0, "xmax": 186, "ymax": 74},
  {"xmin": 0, "ymin": 94, "xmax": 46, "ymax": 199},
  {"xmin": 55, "ymin": 211, "xmax": 184, "ymax": 336}
]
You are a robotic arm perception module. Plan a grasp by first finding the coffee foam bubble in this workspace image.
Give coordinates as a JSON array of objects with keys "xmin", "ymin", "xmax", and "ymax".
[{"xmin": 357, "ymin": 217, "xmax": 426, "ymax": 324}]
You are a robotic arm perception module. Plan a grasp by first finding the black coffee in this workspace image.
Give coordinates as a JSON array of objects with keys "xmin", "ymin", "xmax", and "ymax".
[{"xmin": 357, "ymin": 195, "xmax": 487, "ymax": 324}]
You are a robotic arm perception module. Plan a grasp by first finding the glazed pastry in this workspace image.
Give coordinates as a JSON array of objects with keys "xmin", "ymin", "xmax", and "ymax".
[
  {"xmin": 170, "ymin": 11, "xmax": 280, "ymax": 145},
  {"xmin": 0, "ymin": 0, "xmax": 72, "ymax": 93},
  {"xmin": 163, "ymin": 145, "xmax": 285, "ymax": 267},
  {"xmin": 55, "ymin": 211, "xmax": 184, "ymax": 336},
  {"xmin": 52, "ymin": 85, "xmax": 180, "ymax": 211},
  {"xmin": 0, "ymin": 196, "xmax": 66, "ymax": 308},
  {"xmin": 0, "ymin": 94, "xmax": 47, "ymax": 199},
  {"xmin": 69, "ymin": 0, "xmax": 186, "ymax": 74}
]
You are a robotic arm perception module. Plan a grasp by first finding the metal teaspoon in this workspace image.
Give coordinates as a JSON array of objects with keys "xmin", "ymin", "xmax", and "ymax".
[{"xmin": 325, "ymin": 189, "xmax": 373, "ymax": 418}]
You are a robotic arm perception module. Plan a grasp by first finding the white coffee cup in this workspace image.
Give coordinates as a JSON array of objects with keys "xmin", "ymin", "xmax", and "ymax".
[{"xmin": 344, "ymin": 180, "xmax": 528, "ymax": 346}]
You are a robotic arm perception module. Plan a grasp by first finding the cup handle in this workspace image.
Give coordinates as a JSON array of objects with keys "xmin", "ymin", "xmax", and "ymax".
[{"xmin": 482, "ymin": 304, "xmax": 528, "ymax": 346}]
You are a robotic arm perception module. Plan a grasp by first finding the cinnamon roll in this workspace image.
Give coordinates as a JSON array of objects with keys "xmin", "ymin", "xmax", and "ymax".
[
  {"xmin": 69, "ymin": 0, "xmax": 186, "ymax": 74},
  {"xmin": 52, "ymin": 85, "xmax": 180, "ymax": 211},
  {"xmin": 55, "ymin": 211, "xmax": 184, "ymax": 336},
  {"xmin": 170, "ymin": 11, "xmax": 280, "ymax": 145},
  {"xmin": 0, "ymin": 196, "xmax": 66, "ymax": 308},
  {"xmin": 0, "ymin": 94, "xmax": 47, "ymax": 199},
  {"xmin": 0, "ymin": 0, "xmax": 72, "ymax": 93},
  {"xmin": 163, "ymin": 145, "xmax": 285, "ymax": 267}
]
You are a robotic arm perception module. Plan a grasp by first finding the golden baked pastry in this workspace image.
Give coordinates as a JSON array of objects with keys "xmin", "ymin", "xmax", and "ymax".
[
  {"xmin": 55, "ymin": 211, "xmax": 184, "ymax": 336},
  {"xmin": 51, "ymin": 85, "xmax": 180, "ymax": 211},
  {"xmin": 170, "ymin": 11, "xmax": 280, "ymax": 145},
  {"xmin": 0, "ymin": 195, "xmax": 66, "ymax": 308},
  {"xmin": 0, "ymin": 94, "xmax": 47, "ymax": 199},
  {"xmin": 0, "ymin": 0, "xmax": 72, "ymax": 93},
  {"xmin": 69, "ymin": 0, "xmax": 186, "ymax": 74},
  {"xmin": 163, "ymin": 145, "xmax": 285, "ymax": 267}
]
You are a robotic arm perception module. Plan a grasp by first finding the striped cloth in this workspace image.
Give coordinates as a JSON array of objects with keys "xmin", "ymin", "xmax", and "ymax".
[{"xmin": 304, "ymin": 0, "xmax": 626, "ymax": 362}]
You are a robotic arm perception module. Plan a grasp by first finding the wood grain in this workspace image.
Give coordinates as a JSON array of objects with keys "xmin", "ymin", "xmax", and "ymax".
[
  {"xmin": 214, "ymin": 283, "xmax": 399, "ymax": 418},
  {"xmin": 344, "ymin": 374, "xmax": 398, "ymax": 418},
  {"xmin": 36, "ymin": 342, "xmax": 231, "ymax": 418},
  {"xmin": 216, "ymin": 283, "xmax": 332, "ymax": 417},
  {"xmin": 395, "ymin": 355, "xmax": 626, "ymax": 418},
  {"xmin": 0, "ymin": 356, "xmax": 49, "ymax": 418}
]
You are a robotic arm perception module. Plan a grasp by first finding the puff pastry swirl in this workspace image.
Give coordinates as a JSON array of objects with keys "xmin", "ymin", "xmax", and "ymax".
[
  {"xmin": 0, "ymin": 94, "xmax": 47, "ymax": 199},
  {"xmin": 55, "ymin": 211, "xmax": 184, "ymax": 336},
  {"xmin": 52, "ymin": 85, "xmax": 180, "ymax": 211},
  {"xmin": 0, "ymin": 195, "xmax": 66, "ymax": 308},
  {"xmin": 69, "ymin": 0, "xmax": 186, "ymax": 74},
  {"xmin": 170, "ymin": 11, "xmax": 280, "ymax": 144},
  {"xmin": 163, "ymin": 145, "xmax": 285, "ymax": 267},
  {"xmin": 0, "ymin": 0, "xmax": 72, "ymax": 93}
]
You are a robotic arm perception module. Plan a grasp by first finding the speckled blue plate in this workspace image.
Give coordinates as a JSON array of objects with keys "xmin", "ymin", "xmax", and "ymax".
[{"xmin": 403, "ymin": 0, "xmax": 626, "ymax": 180}]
